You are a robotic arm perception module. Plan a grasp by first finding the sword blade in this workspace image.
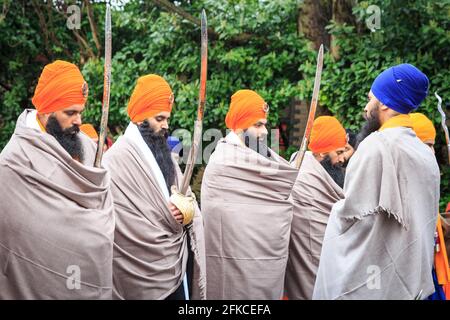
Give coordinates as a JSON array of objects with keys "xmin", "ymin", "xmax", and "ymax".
[
  {"xmin": 295, "ymin": 44, "xmax": 324, "ymax": 169},
  {"xmin": 435, "ymin": 92, "xmax": 450, "ymax": 164},
  {"xmin": 180, "ymin": 9, "xmax": 208, "ymax": 194},
  {"xmin": 94, "ymin": 4, "xmax": 112, "ymax": 167}
]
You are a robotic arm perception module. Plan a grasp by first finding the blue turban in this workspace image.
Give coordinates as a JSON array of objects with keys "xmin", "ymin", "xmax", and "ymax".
[{"xmin": 370, "ymin": 63, "xmax": 429, "ymax": 114}]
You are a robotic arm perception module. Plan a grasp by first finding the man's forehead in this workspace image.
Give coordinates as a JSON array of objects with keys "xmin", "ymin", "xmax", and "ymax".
[
  {"xmin": 154, "ymin": 111, "xmax": 171, "ymax": 118},
  {"xmin": 256, "ymin": 118, "xmax": 267, "ymax": 124},
  {"xmin": 61, "ymin": 104, "xmax": 85, "ymax": 112}
]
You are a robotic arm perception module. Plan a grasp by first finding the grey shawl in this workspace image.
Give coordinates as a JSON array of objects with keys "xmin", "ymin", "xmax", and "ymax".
[
  {"xmin": 201, "ymin": 135, "xmax": 298, "ymax": 299},
  {"xmin": 0, "ymin": 109, "xmax": 114, "ymax": 299},
  {"xmin": 313, "ymin": 127, "xmax": 440, "ymax": 300},
  {"xmin": 102, "ymin": 134, "xmax": 206, "ymax": 300},
  {"xmin": 285, "ymin": 151, "xmax": 344, "ymax": 299}
]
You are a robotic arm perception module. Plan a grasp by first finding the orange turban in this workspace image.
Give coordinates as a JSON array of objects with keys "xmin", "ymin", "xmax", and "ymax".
[
  {"xmin": 225, "ymin": 90, "xmax": 268, "ymax": 130},
  {"xmin": 127, "ymin": 74, "xmax": 173, "ymax": 122},
  {"xmin": 80, "ymin": 124, "xmax": 99, "ymax": 140},
  {"xmin": 308, "ymin": 116, "xmax": 347, "ymax": 153},
  {"xmin": 410, "ymin": 113, "xmax": 436, "ymax": 142},
  {"xmin": 32, "ymin": 60, "xmax": 88, "ymax": 114}
]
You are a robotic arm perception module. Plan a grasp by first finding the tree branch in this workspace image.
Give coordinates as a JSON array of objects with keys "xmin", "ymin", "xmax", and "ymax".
[
  {"xmin": 85, "ymin": 0, "xmax": 101, "ymax": 56},
  {"xmin": 151, "ymin": 0, "xmax": 260, "ymax": 45},
  {"xmin": 46, "ymin": 1, "xmax": 73, "ymax": 60},
  {"xmin": 31, "ymin": 0, "xmax": 52, "ymax": 59},
  {"xmin": 56, "ymin": 3, "xmax": 96, "ymax": 61},
  {"xmin": 0, "ymin": 82, "xmax": 11, "ymax": 91}
]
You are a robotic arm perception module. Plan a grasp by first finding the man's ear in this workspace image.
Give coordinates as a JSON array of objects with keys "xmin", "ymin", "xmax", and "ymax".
[
  {"xmin": 379, "ymin": 103, "xmax": 389, "ymax": 111},
  {"xmin": 313, "ymin": 152, "xmax": 325, "ymax": 162},
  {"xmin": 37, "ymin": 112, "xmax": 51, "ymax": 127}
]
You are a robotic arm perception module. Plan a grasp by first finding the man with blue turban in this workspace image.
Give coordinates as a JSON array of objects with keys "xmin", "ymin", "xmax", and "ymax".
[{"xmin": 313, "ymin": 63, "xmax": 441, "ymax": 299}]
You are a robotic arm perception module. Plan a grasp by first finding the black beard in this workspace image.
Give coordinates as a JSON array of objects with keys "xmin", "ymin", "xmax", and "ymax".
[
  {"xmin": 45, "ymin": 115, "xmax": 84, "ymax": 162},
  {"xmin": 243, "ymin": 131, "xmax": 271, "ymax": 159},
  {"xmin": 138, "ymin": 120, "xmax": 175, "ymax": 193},
  {"xmin": 320, "ymin": 155, "xmax": 345, "ymax": 188},
  {"xmin": 355, "ymin": 106, "xmax": 381, "ymax": 149}
]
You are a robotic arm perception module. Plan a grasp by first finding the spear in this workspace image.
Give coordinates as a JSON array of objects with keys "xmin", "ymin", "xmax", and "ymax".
[
  {"xmin": 295, "ymin": 44, "xmax": 324, "ymax": 169},
  {"xmin": 179, "ymin": 9, "xmax": 208, "ymax": 194},
  {"xmin": 435, "ymin": 92, "xmax": 450, "ymax": 164},
  {"xmin": 94, "ymin": 3, "xmax": 112, "ymax": 167}
]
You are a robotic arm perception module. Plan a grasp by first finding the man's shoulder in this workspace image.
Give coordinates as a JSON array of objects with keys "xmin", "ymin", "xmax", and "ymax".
[{"xmin": 355, "ymin": 131, "xmax": 385, "ymax": 155}]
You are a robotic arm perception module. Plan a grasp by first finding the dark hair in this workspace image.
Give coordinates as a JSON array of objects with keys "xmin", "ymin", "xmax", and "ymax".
[{"xmin": 345, "ymin": 129, "xmax": 357, "ymax": 148}]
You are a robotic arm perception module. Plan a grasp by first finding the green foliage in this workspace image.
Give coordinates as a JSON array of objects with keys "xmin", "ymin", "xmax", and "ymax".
[{"xmin": 0, "ymin": 0, "xmax": 449, "ymax": 210}]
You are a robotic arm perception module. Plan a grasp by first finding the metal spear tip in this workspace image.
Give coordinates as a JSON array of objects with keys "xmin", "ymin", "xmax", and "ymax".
[
  {"xmin": 105, "ymin": 3, "xmax": 111, "ymax": 29},
  {"xmin": 201, "ymin": 9, "xmax": 206, "ymax": 19}
]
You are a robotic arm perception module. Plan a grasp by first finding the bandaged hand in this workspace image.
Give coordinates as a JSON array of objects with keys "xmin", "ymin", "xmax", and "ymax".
[
  {"xmin": 168, "ymin": 202, "xmax": 184, "ymax": 224},
  {"xmin": 169, "ymin": 186, "xmax": 196, "ymax": 226}
]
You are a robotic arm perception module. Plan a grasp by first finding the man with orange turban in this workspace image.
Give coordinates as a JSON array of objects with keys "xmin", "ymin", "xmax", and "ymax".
[
  {"xmin": 102, "ymin": 74, "xmax": 206, "ymax": 300},
  {"xmin": 410, "ymin": 112, "xmax": 436, "ymax": 151},
  {"xmin": 285, "ymin": 116, "xmax": 346, "ymax": 300},
  {"xmin": 0, "ymin": 60, "xmax": 114, "ymax": 299},
  {"xmin": 409, "ymin": 113, "xmax": 449, "ymax": 300},
  {"xmin": 313, "ymin": 64, "xmax": 440, "ymax": 299},
  {"xmin": 201, "ymin": 89, "xmax": 299, "ymax": 299},
  {"xmin": 80, "ymin": 123, "xmax": 99, "ymax": 142}
]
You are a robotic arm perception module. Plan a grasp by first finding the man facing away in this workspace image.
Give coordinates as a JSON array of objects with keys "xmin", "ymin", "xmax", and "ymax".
[{"xmin": 313, "ymin": 63, "xmax": 440, "ymax": 299}]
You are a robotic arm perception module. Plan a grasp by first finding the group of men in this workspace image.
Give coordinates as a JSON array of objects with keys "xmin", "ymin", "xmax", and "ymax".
[{"xmin": 0, "ymin": 59, "xmax": 446, "ymax": 300}]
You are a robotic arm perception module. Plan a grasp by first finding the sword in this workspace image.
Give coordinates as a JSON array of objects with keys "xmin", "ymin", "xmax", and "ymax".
[
  {"xmin": 94, "ymin": 4, "xmax": 112, "ymax": 167},
  {"xmin": 295, "ymin": 44, "xmax": 324, "ymax": 169},
  {"xmin": 179, "ymin": 9, "xmax": 208, "ymax": 194},
  {"xmin": 435, "ymin": 92, "xmax": 450, "ymax": 164}
]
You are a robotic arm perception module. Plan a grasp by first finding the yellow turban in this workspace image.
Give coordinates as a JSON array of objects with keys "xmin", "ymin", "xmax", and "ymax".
[
  {"xmin": 308, "ymin": 116, "xmax": 347, "ymax": 153},
  {"xmin": 32, "ymin": 60, "xmax": 88, "ymax": 114},
  {"xmin": 127, "ymin": 74, "xmax": 174, "ymax": 122},
  {"xmin": 225, "ymin": 89, "xmax": 268, "ymax": 130},
  {"xmin": 410, "ymin": 113, "xmax": 436, "ymax": 142}
]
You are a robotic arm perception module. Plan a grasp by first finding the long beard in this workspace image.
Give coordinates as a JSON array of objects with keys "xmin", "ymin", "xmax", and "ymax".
[
  {"xmin": 138, "ymin": 120, "xmax": 175, "ymax": 193},
  {"xmin": 243, "ymin": 131, "xmax": 271, "ymax": 159},
  {"xmin": 320, "ymin": 155, "xmax": 345, "ymax": 188},
  {"xmin": 46, "ymin": 116, "xmax": 84, "ymax": 162},
  {"xmin": 355, "ymin": 106, "xmax": 381, "ymax": 149}
]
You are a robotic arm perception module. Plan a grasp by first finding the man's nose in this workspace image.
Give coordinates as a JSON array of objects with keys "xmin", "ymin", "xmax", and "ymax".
[
  {"xmin": 73, "ymin": 114, "xmax": 82, "ymax": 126},
  {"xmin": 261, "ymin": 125, "xmax": 268, "ymax": 137}
]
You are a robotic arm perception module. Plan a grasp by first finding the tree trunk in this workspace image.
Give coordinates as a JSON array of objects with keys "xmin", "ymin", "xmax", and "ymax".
[
  {"xmin": 298, "ymin": 0, "xmax": 331, "ymax": 50},
  {"xmin": 330, "ymin": 0, "xmax": 356, "ymax": 60}
]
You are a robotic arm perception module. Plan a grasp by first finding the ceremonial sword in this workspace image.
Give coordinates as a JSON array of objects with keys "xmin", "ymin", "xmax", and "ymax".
[
  {"xmin": 435, "ymin": 92, "xmax": 450, "ymax": 164},
  {"xmin": 295, "ymin": 44, "xmax": 324, "ymax": 169},
  {"xmin": 94, "ymin": 4, "xmax": 112, "ymax": 167},
  {"xmin": 179, "ymin": 10, "xmax": 208, "ymax": 194}
]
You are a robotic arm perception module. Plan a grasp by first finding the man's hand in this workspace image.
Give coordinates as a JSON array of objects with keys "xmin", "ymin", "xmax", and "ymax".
[{"xmin": 168, "ymin": 201, "xmax": 184, "ymax": 224}]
